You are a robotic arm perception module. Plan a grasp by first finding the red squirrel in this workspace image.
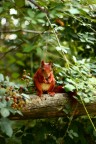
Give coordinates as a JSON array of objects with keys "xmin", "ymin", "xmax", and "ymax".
[
  {"xmin": 34, "ymin": 61, "xmax": 76, "ymax": 102},
  {"xmin": 34, "ymin": 61, "xmax": 56, "ymax": 96}
]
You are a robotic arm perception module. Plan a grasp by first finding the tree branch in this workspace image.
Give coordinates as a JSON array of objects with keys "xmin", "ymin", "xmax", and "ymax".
[
  {"xmin": 28, "ymin": 0, "xmax": 49, "ymax": 15},
  {"xmin": 0, "ymin": 29, "xmax": 52, "ymax": 34},
  {"xmin": 0, "ymin": 47, "xmax": 19, "ymax": 60},
  {"xmin": 9, "ymin": 93, "xmax": 96, "ymax": 120}
]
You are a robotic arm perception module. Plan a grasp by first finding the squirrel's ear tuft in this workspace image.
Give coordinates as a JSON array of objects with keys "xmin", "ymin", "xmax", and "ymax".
[
  {"xmin": 49, "ymin": 61, "xmax": 53, "ymax": 67},
  {"xmin": 41, "ymin": 60, "xmax": 45, "ymax": 67}
]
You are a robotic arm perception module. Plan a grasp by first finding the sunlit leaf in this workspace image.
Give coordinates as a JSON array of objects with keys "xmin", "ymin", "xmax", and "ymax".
[
  {"xmin": 21, "ymin": 93, "xmax": 30, "ymax": 99},
  {"xmin": 69, "ymin": 7, "xmax": 80, "ymax": 14},
  {"xmin": 84, "ymin": 98, "xmax": 90, "ymax": 103},
  {"xmin": 0, "ymin": 7, "xmax": 3, "ymax": 13},
  {"xmin": 66, "ymin": 78, "xmax": 76, "ymax": 85},
  {"xmin": 73, "ymin": 56, "xmax": 77, "ymax": 63},
  {"xmin": 56, "ymin": 46, "xmax": 69, "ymax": 53},
  {"xmin": 0, "ymin": 74, "xmax": 4, "ymax": 82},
  {"xmin": 64, "ymin": 84, "xmax": 75, "ymax": 92},
  {"xmin": 0, "ymin": 118, "xmax": 13, "ymax": 137},
  {"xmin": 1, "ymin": 108, "xmax": 10, "ymax": 117},
  {"xmin": 0, "ymin": 88, "xmax": 6, "ymax": 96},
  {"xmin": 16, "ymin": 110, "xmax": 23, "ymax": 116},
  {"xmin": 5, "ymin": 76, "xmax": 10, "ymax": 82}
]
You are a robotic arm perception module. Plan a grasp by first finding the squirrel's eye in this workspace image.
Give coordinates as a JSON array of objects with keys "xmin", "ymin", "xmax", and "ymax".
[{"xmin": 42, "ymin": 68, "xmax": 45, "ymax": 71}]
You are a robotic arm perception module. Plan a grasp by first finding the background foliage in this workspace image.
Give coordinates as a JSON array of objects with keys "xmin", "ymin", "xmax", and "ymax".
[{"xmin": 0, "ymin": 0, "xmax": 96, "ymax": 143}]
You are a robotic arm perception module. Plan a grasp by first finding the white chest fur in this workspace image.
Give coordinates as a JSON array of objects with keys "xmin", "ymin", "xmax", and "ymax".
[{"xmin": 41, "ymin": 83, "xmax": 50, "ymax": 91}]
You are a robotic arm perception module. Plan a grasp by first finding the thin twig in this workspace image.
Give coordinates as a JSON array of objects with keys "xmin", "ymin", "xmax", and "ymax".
[
  {"xmin": 0, "ymin": 29, "xmax": 53, "ymax": 34},
  {"xmin": 63, "ymin": 103, "xmax": 78, "ymax": 138},
  {"xmin": 0, "ymin": 48, "xmax": 18, "ymax": 60},
  {"xmin": 28, "ymin": 0, "xmax": 49, "ymax": 15},
  {"xmin": 60, "ymin": 0, "xmax": 65, "ymax": 3},
  {"xmin": 46, "ymin": 15, "xmax": 70, "ymax": 66},
  {"xmin": 0, "ymin": 29, "xmax": 41, "ymax": 34},
  {"xmin": 79, "ymin": 95, "xmax": 96, "ymax": 132}
]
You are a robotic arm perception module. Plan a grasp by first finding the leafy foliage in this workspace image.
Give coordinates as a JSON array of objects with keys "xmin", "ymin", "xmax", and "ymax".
[
  {"xmin": 2, "ymin": 118, "xmax": 96, "ymax": 144},
  {"xmin": 0, "ymin": 73, "xmax": 30, "ymax": 137},
  {"xmin": 0, "ymin": 0, "xmax": 96, "ymax": 79},
  {"xmin": 0, "ymin": 0, "xmax": 96, "ymax": 143},
  {"xmin": 55, "ymin": 59, "xmax": 96, "ymax": 103}
]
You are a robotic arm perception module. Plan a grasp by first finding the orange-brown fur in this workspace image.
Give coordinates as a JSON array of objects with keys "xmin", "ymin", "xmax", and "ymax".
[{"xmin": 34, "ymin": 61, "xmax": 55, "ymax": 96}]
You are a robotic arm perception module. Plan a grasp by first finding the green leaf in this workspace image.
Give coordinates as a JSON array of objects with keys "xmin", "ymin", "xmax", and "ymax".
[
  {"xmin": 84, "ymin": 98, "xmax": 90, "ymax": 103},
  {"xmin": 0, "ymin": 88, "xmax": 6, "ymax": 96},
  {"xmin": 21, "ymin": 93, "xmax": 30, "ymax": 99},
  {"xmin": 66, "ymin": 78, "xmax": 76, "ymax": 85},
  {"xmin": 87, "ymin": 0, "xmax": 96, "ymax": 4},
  {"xmin": 8, "ymin": 108, "xmax": 23, "ymax": 116},
  {"xmin": 16, "ymin": 110, "xmax": 23, "ymax": 116},
  {"xmin": 36, "ymin": 13, "xmax": 46, "ymax": 18},
  {"xmin": 1, "ymin": 108, "xmax": 10, "ymax": 117},
  {"xmin": 27, "ymin": 9, "xmax": 35, "ymax": 18},
  {"xmin": 16, "ymin": 60, "xmax": 25, "ymax": 66},
  {"xmin": 72, "ymin": 132, "xmax": 79, "ymax": 137},
  {"xmin": 5, "ymin": 76, "xmax": 10, "ymax": 82},
  {"xmin": 37, "ymin": 19, "xmax": 45, "ymax": 23},
  {"xmin": 0, "ymin": 7, "xmax": 3, "ymax": 13},
  {"xmin": 63, "ymin": 109, "xmax": 69, "ymax": 114},
  {"xmin": 0, "ymin": 118, "xmax": 13, "ymax": 137},
  {"xmin": 31, "ymin": 19, "xmax": 37, "ymax": 24},
  {"xmin": 64, "ymin": 84, "xmax": 75, "ymax": 92},
  {"xmin": 8, "ymin": 108, "xmax": 16, "ymax": 114},
  {"xmin": 25, "ymin": 0, "xmax": 36, "ymax": 9},
  {"xmin": 15, "ymin": 0, "xmax": 25, "ymax": 7},
  {"xmin": 56, "ymin": 46, "xmax": 69, "ymax": 54},
  {"xmin": 69, "ymin": 7, "xmax": 80, "ymax": 14},
  {"xmin": 93, "ymin": 130, "xmax": 96, "ymax": 137},
  {"xmin": 23, "ymin": 44, "xmax": 33, "ymax": 53},
  {"xmin": 0, "ymin": 100, "xmax": 7, "ymax": 108},
  {"xmin": 12, "ymin": 73, "xmax": 19, "ymax": 79},
  {"xmin": 7, "ymin": 100, "xmax": 13, "ymax": 107},
  {"xmin": 73, "ymin": 56, "xmax": 77, "ymax": 63},
  {"xmin": 0, "ymin": 74, "xmax": 4, "ymax": 82}
]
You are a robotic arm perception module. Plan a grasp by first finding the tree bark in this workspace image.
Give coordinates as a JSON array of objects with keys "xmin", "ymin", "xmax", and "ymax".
[{"xmin": 10, "ymin": 93, "xmax": 96, "ymax": 120}]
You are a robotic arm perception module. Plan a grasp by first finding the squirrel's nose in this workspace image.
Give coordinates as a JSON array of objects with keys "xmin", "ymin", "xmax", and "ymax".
[{"xmin": 46, "ymin": 77, "xmax": 48, "ymax": 81}]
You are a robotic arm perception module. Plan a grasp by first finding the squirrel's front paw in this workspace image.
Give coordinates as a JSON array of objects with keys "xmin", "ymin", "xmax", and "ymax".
[
  {"xmin": 43, "ymin": 79, "xmax": 47, "ymax": 83},
  {"xmin": 37, "ymin": 91, "xmax": 43, "ymax": 97},
  {"xmin": 47, "ymin": 80, "xmax": 52, "ymax": 84},
  {"xmin": 48, "ymin": 92, "xmax": 55, "ymax": 96}
]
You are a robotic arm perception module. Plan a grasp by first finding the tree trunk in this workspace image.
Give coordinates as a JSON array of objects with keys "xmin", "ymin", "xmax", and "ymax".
[{"xmin": 10, "ymin": 93, "xmax": 96, "ymax": 120}]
